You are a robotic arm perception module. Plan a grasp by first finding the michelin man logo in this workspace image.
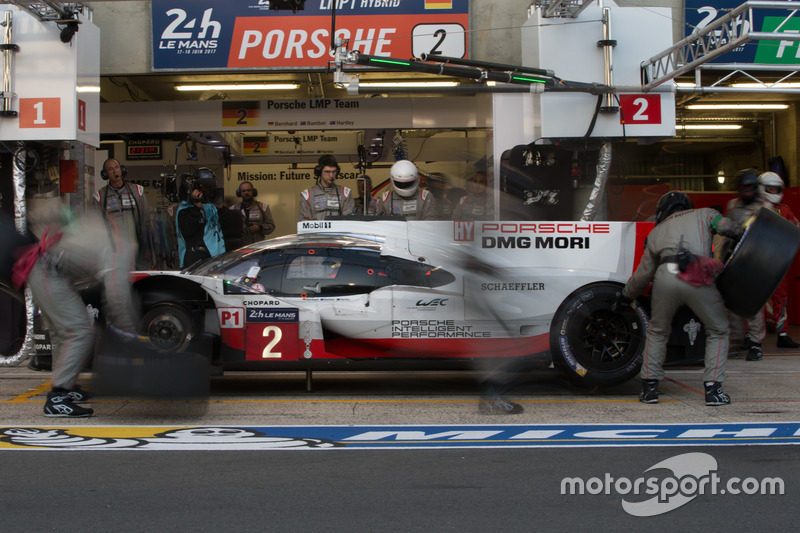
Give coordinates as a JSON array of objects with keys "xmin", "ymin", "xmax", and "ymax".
[
  {"xmin": 683, "ymin": 318, "xmax": 702, "ymax": 346},
  {"xmin": 86, "ymin": 304, "xmax": 100, "ymax": 324},
  {"xmin": 0, "ymin": 427, "xmax": 341, "ymax": 450}
]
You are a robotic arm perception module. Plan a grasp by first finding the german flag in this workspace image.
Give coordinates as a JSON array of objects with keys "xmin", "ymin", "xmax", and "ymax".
[
  {"xmin": 424, "ymin": 0, "xmax": 452, "ymax": 8},
  {"xmin": 242, "ymin": 136, "xmax": 268, "ymax": 155},
  {"xmin": 222, "ymin": 101, "xmax": 260, "ymax": 127}
]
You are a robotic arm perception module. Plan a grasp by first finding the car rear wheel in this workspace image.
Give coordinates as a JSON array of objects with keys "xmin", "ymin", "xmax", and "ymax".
[
  {"xmin": 140, "ymin": 304, "xmax": 198, "ymax": 352},
  {"xmin": 550, "ymin": 283, "xmax": 647, "ymax": 387}
]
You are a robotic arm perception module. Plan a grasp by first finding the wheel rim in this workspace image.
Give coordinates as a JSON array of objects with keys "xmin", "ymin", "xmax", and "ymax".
[
  {"xmin": 146, "ymin": 313, "xmax": 187, "ymax": 351},
  {"xmin": 574, "ymin": 308, "xmax": 640, "ymax": 372}
]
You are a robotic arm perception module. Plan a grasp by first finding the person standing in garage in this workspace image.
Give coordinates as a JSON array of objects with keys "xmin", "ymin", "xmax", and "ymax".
[
  {"xmin": 724, "ymin": 169, "xmax": 767, "ymax": 361},
  {"xmin": 93, "ymin": 158, "xmax": 154, "ymax": 270},
  {"xmin": 616, "ymin": 191, "xmax": 743, "ymax": 406},
  {"xmin": 230, "ymin": 180, "xmax": 275, "ymax": 246},
  {"xmin": 452, "ymin": 168, "xmax": 494, "ymax": 221},
  {"xmin": 758, "ymin": 171, "xmax": 800, "ymax": 349},
  {"xmin": 375, "ymin": 160, "xmax": 437, "ymax": 220},
  {"xmin": 298, "ymin": 155, "xmax": 354, "ymax": 220}
]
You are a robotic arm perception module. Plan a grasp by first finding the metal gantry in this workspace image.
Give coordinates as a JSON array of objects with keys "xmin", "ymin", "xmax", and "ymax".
[
  {"xmin": 532, "ymin": 0, "xmax": 595, "ymax": 19},
  {"xmin": 642, "ymin": 1, "xmax": 800, "ymax": 92},
  {"xmin": 0, "ymin": 1, "xmax": 84, "ymax": 21}
]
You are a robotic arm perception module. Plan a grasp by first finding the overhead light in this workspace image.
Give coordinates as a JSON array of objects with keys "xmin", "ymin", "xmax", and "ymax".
[
  {"xmin": 175, "ymin": 83, "xmax": 299, "ymax": 91},
  {"xmin": 77, "ymin": 85, "xmax": 100, "ymax": 93},
  {"xmin": 357, "ymin": 81, "xmax": 459, "ymax": 88},
  {"xmin": 676, "ymin": 124, "xmax": 743, "ymax": 130},
  {"xmin": 731, "ymin": 82, "xmax": 800, "ymax": 89},
  {"xmin": 686, "ymin": 103, "xmax": 789, "ymax": 110},
  {"xmin": 717, "ymin": 170, "xmax": 725, "ymax": 184}
]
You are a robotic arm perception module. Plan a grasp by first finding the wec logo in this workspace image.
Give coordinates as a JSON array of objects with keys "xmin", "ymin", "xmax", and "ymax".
[{"xmin": 415, "ymin": 298, "xmax": 448, "ymax": 307}]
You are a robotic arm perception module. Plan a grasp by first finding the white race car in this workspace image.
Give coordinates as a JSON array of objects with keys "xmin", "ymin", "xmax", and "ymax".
[{"xmin": 131, "ymin": 219, "xmax": 654, "ymax": 386}]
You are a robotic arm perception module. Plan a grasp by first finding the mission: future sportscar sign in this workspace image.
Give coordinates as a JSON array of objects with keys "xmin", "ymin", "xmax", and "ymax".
[{"xmin": 151, "ymin": 0, "xmax": 469, "ymax": 71}]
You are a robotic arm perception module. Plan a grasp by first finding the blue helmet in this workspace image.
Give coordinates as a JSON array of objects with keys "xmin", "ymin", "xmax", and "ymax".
[{"xmin": 736, "ymin": 169, "xmax": 759, "ymax": 203}]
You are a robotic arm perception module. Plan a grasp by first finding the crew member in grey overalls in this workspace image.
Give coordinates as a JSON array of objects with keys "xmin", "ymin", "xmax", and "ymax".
[
  {"xmin": 298, "ymin": 155, "xmax": 354, "ymax": 220},
  {"xmin": 375, "ymin": 160, "xmax": 437, "ymax": 220},
  {"xmin": 618, "ymin": 191, "xmax": 743, "ymax": 406},
  {"xmin": 5, "ymin": 211, "xmax": 141, "ymax": 417},
  {"xmin": 93, "ymin": 158, "xmax": 154, "ymax": 270},
  {"xmin": 724, "ymin": 169, "xmax": 766, "ymax": 361}
]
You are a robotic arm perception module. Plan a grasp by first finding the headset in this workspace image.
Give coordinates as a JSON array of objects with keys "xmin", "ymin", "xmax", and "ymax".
[
  {"xmin": 314, "ymin": 155, "xmax": 340, "ymax": 178},
  {"xmin": 100, "ymin": 158, "xmax": 127, "ymax": 180},
  {"xmin": 235, "ymin": 185, "xmax": 258, "ymax": 198}
]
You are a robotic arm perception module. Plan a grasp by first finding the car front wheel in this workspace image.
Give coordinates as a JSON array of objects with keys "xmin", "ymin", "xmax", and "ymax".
[{"xmin": 140, "ymin": 304, "xmax": 198, "ymax": 352}]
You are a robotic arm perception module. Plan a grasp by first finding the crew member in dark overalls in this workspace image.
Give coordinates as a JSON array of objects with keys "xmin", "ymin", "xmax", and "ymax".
[{"xmin": 230, "ymin": 180, "xmax": 275, "ymax": 246}]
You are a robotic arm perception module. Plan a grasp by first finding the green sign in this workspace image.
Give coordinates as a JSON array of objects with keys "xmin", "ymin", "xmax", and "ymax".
[{"xmin": 754, "ymin": 17, "xmax": 800, "ymax": 63}]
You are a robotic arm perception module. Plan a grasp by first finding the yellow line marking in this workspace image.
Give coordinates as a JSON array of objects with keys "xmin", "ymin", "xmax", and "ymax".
[
  {"xmin": 8, "ymin": 381, "xmax": 50, "ymax": 403},
  {"xmin": 0, "ymin": 397, "xmax": 671, "ymax": 405},
  {"xmin": 205, "ymin": 398, "xmax": 668, "ymax": 404}
]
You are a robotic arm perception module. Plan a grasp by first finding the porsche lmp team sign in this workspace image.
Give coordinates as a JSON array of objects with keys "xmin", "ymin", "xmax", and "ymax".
[{"xmin": 151, "ymin": 0, "xmax": 469, "ymax": 71}]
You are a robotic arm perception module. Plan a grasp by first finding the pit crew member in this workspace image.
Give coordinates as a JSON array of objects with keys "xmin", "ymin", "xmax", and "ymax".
[
  {"xmin": 617, "ymin": 191, "xmax": 743, "ymax": 406},
  {"xmin": 375, "ymin": 160, "xmax": 437, "ymax": 220}
]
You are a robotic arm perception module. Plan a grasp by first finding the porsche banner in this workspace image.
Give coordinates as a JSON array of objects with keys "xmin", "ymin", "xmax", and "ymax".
[{"xmin": 151, "ymin": 0, "xmax": 469, "ymax": 71}]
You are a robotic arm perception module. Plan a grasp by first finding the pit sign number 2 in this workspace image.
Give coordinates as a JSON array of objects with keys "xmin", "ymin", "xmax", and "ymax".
[
  {"xmin": 619, "ymin": 94, "xmax": 661, "ymax": 125},
  {"xmin": 411, "ymin": 23, "xmax": 466, "ymax": 58}
]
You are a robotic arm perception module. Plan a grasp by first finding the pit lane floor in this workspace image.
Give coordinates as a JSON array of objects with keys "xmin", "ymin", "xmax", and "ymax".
[
  {"xmin": 1, "ymin": 331, "xmax": 798, "ymax": 531},
  {"xmin": 1, "ymin": 329, "xmax": 799, "ymax": 428}
]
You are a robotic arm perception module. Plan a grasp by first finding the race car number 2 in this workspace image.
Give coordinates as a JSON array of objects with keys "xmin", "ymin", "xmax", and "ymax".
[
  {"xmin": 245, "ymin": 323, "xmax": 301, "ymax": 361},
  {"xmin": 244, "ymin": 307, "xmax": 301, "ymax": 361}
]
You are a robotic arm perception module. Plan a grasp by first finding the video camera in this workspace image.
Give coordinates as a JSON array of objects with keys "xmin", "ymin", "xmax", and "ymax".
[{"xmin": 176, "ymin": 167, "xmax": 219, "ymax": 204}]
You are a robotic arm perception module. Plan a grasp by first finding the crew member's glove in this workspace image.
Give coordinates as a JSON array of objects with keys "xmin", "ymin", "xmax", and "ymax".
[{"xmin": 612, "ymin": 292, "xmax": 633, "ymax": 312}]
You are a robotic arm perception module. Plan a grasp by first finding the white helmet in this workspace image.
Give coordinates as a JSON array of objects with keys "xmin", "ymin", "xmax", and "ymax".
[
  {"xmin": 390, "ymin": 160, "xmax": 419, "ymax": 198},
  {"xmin": 758, "ymin": 171, "xmax": 785, "ymax": 204}
]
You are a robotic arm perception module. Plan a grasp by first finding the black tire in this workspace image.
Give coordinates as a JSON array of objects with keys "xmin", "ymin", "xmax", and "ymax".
[
  {"xmin": 550, "ymin": 282, "xmax": 647, "ymax": 387},
  {"xmin": 140, "ymin": 304, "xmax": 198, "ymax": 353},
  {"xmin": 717, "ymin": 207, "xmax": 800, "ymax": 317}
]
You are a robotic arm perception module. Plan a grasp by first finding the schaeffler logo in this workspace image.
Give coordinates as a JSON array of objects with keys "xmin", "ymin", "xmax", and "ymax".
[{"xmin": 561, "ymin": 452, "xmax": 784, "ymax": 516}]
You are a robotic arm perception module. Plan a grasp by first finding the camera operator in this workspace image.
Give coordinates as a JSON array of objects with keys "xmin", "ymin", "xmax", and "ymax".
[{"xmin": 175, "ymin": 168, "xmax": 225, "ymax": 268}]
